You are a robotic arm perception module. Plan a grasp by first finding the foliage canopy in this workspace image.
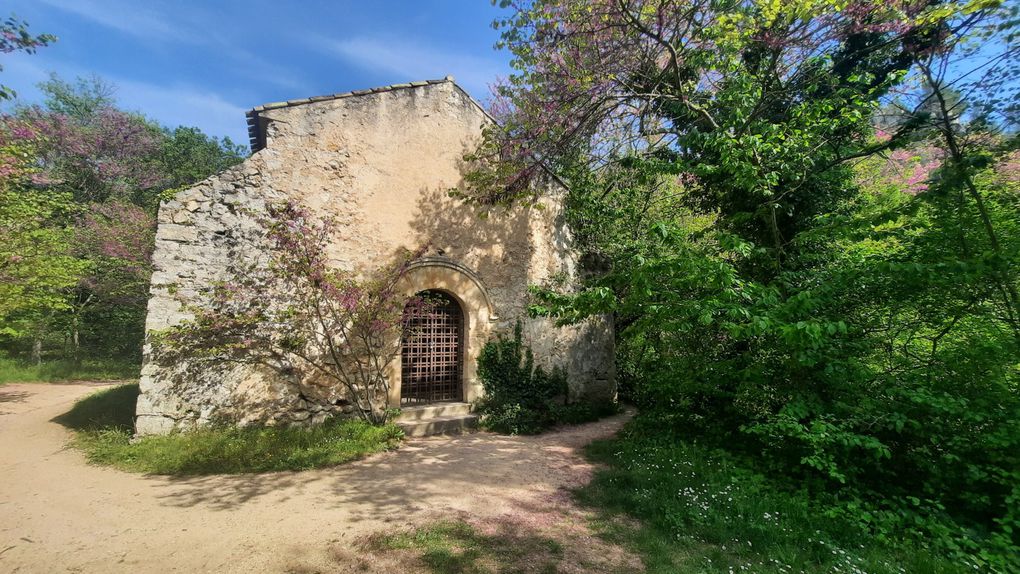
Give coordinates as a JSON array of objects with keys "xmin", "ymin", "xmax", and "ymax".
[
  {"xmin": 0, "ymin": 70, "xmax": 246, "ymax": 372},
  {"xmin": 475, "ymin": 0, "xmax": 1020, "ymax": 568}
]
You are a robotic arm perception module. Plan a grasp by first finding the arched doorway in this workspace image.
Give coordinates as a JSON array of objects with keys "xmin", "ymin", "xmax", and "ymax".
[{"xmin": 401, "ymin": 290, "xmax": 464, "ymax": 405}]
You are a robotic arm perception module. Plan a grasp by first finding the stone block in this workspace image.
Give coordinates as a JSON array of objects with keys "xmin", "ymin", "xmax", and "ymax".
[
  {"xmin": 171, "ymin": 210, "xmax": 192, "ymax": 224},
  {"xmin": 158, "ymin": 224, "xmax": 198, "ymax": 242}
]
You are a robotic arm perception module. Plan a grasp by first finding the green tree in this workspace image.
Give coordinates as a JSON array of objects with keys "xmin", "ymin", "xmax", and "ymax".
[
  {"xmin": 1, "ymin": 73, "xmax": 247, "ymax": 370},
  {"xmin": 38, "ymin": 73, "xmax": 116, "ymax": 121},
  {"xmin": 151, "ymin": 126, "xmax": 246, "ymax": 206},
  {"xmin": 0, "ymin": 14, "xmax": 55, "ymax": 100},
  {"xmin": 0, "ymin": 135, "xmax": 83, "ymax": 362},
  {"xmin": 478, "ymin": 0, "xmax": 1019, "ymax": 567}
]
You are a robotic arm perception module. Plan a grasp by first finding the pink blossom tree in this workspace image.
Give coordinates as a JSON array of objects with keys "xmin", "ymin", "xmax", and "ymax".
[
  {"xmin": 0, "ymin": 119, "xmax": 82, "ymax": 362},
  {"xmin": 159, "ymin": 202, "xmax": 429, "ymax": 424},
  {"xmin": 17, "ymin": 105, "xmax": 164, "ymax": 204},
  {"xmin": 1, "ymin": 73, "xmax": 244, "ymax": 367}
]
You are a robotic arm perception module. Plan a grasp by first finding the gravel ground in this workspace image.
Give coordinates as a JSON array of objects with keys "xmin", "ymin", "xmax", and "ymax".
[{"xmin": 0, "ymin": 382, "xmax": 639, "ymax": 573}]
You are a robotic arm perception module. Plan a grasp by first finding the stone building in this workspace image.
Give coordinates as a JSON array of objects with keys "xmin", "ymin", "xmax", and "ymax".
[{"xmin": 135, "ymin": 77, "xmax": 614, "ymax": 435}]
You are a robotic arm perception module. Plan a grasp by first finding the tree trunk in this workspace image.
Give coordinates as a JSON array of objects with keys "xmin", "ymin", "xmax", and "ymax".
[
  {"xmin": 31, "ymin": 338, "xmax": 42, "ymax": 366},
  {"xmin": 922, "ymin": 64, "xmax": 1020, "ymax": 340},
  {"xmin": 72, "ymin": 321, "xmax": 81, "ymax": 369}
]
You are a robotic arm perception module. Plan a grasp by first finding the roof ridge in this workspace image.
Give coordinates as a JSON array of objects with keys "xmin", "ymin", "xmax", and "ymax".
[{"xmin": 245, "ymin": 76, "xmax": 456, "ymax": 150}]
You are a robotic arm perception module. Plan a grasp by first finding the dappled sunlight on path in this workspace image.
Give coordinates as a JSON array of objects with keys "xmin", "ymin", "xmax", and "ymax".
[{"xmin": 0, "ymin": 383, "xmax": 633, "ymax": 573}]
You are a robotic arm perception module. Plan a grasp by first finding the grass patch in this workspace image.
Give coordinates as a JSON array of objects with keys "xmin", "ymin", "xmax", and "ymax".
[
  {"xmin": 368, "ymin": 520, "xmax": 564, "ymax": 574},
  {"xmin": 0, "ymin": 356, "xmax": 139, "ymax": 383},
  {"xmin": 56, "ymin": 383, "xmax": 403, "ymax": 475},
  {"xmin": 576, "ymin": 428, "xmax": 971, "ymax": 574}
]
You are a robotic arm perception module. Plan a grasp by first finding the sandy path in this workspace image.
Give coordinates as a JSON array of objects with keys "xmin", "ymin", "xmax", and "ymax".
[{"xmin": 0, "ymin": 383, "xmax": 635, "ymax": 573}]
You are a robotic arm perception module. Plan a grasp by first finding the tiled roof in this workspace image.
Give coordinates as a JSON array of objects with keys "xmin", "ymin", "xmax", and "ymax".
[{"xmin": 245, "ymin": 76, "xmax": 457, "ymax": 151}]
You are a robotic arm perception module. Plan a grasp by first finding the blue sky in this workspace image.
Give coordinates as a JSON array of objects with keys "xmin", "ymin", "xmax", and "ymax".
[{"xmin": 2, "ymin": 0, "xmax": 514, "ymax": 147}]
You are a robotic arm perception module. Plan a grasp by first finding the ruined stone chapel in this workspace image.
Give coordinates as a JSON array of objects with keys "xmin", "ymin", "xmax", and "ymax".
[{"xmin": 135, "ymin": 77, "xmax": 614, "ymax": 435}]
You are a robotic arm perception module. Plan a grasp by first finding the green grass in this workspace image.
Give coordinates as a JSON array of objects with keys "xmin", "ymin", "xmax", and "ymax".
[
  {"xmin": 0, "ymin": 356, "xmax": 139, "ymax": 383},
  {"xmin": 369, "ymin": 520, "xmax": 564, "ymax": 574},
  {"xmin": 55, "ymin": 383, "xmax": 404, "ymax": 475},
  {"xmin": 575, "ymin": 429, "xmax": 971, "ymax": 574}
]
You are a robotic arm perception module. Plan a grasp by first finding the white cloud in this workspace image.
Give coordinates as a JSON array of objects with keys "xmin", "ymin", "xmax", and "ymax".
[
  {"xmin": 310, "ymin": 35, "xmax": 502, "ymax": 99},
  {"xmin": 34, "ymin": 0, "xmax": 311, "ymax": 94},
  {"xmin": 36, "ymin": 0, "xmax": 200, "ymax": 44}
]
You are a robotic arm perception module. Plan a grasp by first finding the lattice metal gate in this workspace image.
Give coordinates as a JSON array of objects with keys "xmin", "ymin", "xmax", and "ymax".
[{"xmin": 400, "ymin": 290, "xmax": 463, "ymax": 405}]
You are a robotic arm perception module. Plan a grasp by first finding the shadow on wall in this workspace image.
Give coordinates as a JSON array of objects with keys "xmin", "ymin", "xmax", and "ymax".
[{"xmin": 408, "ymin": 181, "xmax": 532, "ymax": 320}]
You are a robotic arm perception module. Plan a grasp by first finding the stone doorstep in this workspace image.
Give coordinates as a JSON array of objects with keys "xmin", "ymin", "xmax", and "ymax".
[
  {"xmin": 397, "ymin": 413, "xmax": 480, "ymax": 438},
  {"xmin": 396, "ymin": 402, "xmax": 478, "ymax": 437},
  {"xmin": 396, "ymin": 401, "xmax": 473, "ymax": 422}
]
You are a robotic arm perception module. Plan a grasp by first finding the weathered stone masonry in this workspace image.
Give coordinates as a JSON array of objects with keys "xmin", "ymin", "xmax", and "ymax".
[{"xmin": 135, "ymin": 78, "xmax": 615, "ymax": 435}]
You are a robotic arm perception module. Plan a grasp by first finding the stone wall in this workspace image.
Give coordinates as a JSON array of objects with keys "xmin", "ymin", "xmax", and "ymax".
[{"xmin": 135, "ymin": 79, "xmax": 614, "ymax": 435}]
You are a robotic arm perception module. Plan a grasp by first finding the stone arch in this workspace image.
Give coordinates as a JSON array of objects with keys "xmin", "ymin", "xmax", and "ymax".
[
  {"xmin": 388, "ymin": 257, "xmax": 496, "ymax": 406},
  {"xmin": 404, "ymin": 256, "xmax": 497, "ymax": 319}
]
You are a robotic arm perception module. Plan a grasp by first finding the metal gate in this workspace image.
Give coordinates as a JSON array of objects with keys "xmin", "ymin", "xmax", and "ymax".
[{"xmin": 400, "ymin": 290, "xmax": 463, "ymax": 405}]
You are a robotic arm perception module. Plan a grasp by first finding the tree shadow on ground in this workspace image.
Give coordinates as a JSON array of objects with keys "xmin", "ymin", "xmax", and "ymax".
[
  {"xmin": 359, "ymin": 519, "xmax": 565, "ymax": 574},
  {"xmin": 148, "ymin": 411, "xmax": 631, "ymax": 522},
  {"xmin": 0, "ymin": 387, "xmax": 31, "ymax": 415},
  {"xmin": 150, "ymin": 472, "xmax": 319, "ymax": 511},
  {"xmin": 0, "ymin": 388, "xmax": 31, "ymax": 403},
  {"xmin": 148, "ymin": 431, "xmax": 551, "ymax": 515},
  {"xmin": 314, "ymin": 511, "xmax": 643, "ymax": 574},
  {"xmin": 45, "ymin": 381, "xmax": 630, "ymax": 531}
]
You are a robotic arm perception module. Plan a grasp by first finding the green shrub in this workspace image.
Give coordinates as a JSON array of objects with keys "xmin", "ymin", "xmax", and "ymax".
[{"xmin": 475, "ymin": 321, "xmax": 616, "ymax": 434}]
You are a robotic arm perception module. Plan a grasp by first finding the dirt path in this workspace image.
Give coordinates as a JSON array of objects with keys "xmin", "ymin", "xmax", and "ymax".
[{"xmin": 0, "ymin": 383, "xmax": 637, "ymax": 573}]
